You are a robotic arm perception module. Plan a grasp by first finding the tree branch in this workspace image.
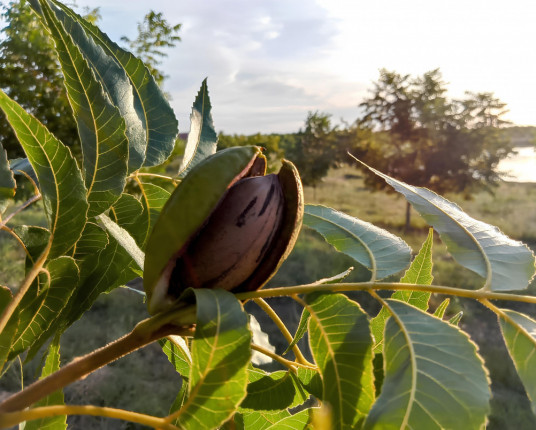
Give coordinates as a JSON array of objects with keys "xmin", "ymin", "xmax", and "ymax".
[
  {"xmin": 0, "ymin": 307, "xmax": 196, "ymax": 413},
  {"xmin": 0, "ymin": 404, "xmax": 181, "ymax": 430}
]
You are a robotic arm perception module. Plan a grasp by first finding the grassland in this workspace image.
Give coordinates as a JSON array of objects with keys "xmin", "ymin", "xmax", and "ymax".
[{"xmin": 1, "ymin": 166, "xmax": 535, "ymax": 428}]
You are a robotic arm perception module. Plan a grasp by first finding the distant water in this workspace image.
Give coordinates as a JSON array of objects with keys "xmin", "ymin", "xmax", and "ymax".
[{"xmin": 497, "ymin": 146, "xmax": 536, "ymax": 183}]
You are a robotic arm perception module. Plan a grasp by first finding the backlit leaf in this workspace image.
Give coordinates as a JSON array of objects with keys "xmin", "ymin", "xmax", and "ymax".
[
  {"xmin": 9, "ymin": 257, "xmax": 79, "ymax": 361},
  {"xmin": 433, "ymin": 298, "xmax": 450, "ymax": 319},
  {"xmin": 296, "ymin": 367, "xmax": 323, "ymax": 400},
  {"xmin": 161, "ymin": 336, "xmax": 192, "ymax": 377},
  {"xmin": 305, "ymin": 292, "xmax": 374, "ymax": 428},
  {"xmin": 175, "ymin": 289, "xmax": 251, "ymax": 429},
  {"xmin": 178, "ymin": 79, "xmax": 218, "ymax": 178},
  {"xmin": 282, "ymin": 307, "xmax": 309, "ymax": 356},
  {"xmin": 98, "ymin": 214, "xmax": 144, "ymax": 270},
  {"xmin": 110, "ymin": 193, "xmax": 146, "ymax": 246},
  {"xmin": 0, "ymin": 90, "xmax": 88, "ymax": 258},
  {"xmin": 236, "ymin": 410, "xmax": 291, "ymax": 430},
  {"xmin": 371, "ymin": 229, "xmax": 434, "ymax": 353},
  {"xmin": 364, "ymin": 300, "xmax": 490, "ymax": 429},
  {"xmin": 304, "ymin": 205, "xmax": 411, "ymax": 280},
  {"xmin": 73, "ymin": 221, "xmax": 108, "ymax": 259},
  {"xmin": 359, "ymin": 159, "xmax": 536, "ymax": 291},
  {"xmin": 33, "ymin": 0, "xmax": 128, "ymax": 217},
  {"xmin": 498, "ymin": 309, "xmax": 536, "ymax": 415},
  {"xmin": 25, "ymin": 335, "xmax": 66, "ymax": 430},
  {"xmin": 61, "ymin": 236, "xmax": 136, "ymax": 328},
  {"xmin": 42, "ymin": 0, "xmax": 145, "ymax": 171},
  {"xmin": 50, "ymin": 0, "xmax": 179, "ymax": 167},
  {"xmin": 265, "ymin": 408, "xmax": 311, "ymax": 429},
  {"xmin": 138, "ymin": 181, "xmax": 171, "ymax": 246},
  {"xmin": 240, "ymin": 368, "xmax": 309, "ymax": 411}
]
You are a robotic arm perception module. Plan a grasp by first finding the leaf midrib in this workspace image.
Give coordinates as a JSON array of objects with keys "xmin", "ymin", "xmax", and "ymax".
[{"xmin": 43, "ymin": 2, "xmax": 102, "ymax": 198}]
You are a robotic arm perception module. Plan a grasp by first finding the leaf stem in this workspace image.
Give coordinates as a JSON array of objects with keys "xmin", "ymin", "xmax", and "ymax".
[
  {"xmin": 250, "ymin": 343, "xmax": 315, "ymax": 372},
  {"xmin": 0, "ymin": 308, "xmax": 196, "ymax": 413},
  {"xmin": 244, "ymin": 282, "xmax": 536, "ymax": 304},
  {"xmin": 0, "ymin": 240, "xmax": 50, "ymax": 334},
  {"xmin": 252, "ymin": 298, "xmax": 311, "ymax": 366},
  {"xmin": 130, "ymin": 172, "xmax": 179, "ymax": 185},
  {"xmin": 0, "ymin": 193, "xmax": 41, "ymax": 230},
  {"xmin": 0, "ymin": 404, "xmax": 181, "ymax": 430}
]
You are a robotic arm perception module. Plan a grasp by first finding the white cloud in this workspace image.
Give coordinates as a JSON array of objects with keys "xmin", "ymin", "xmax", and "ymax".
[{"xmin": 56, "ymin": 0, "xmax": 536, "ymax": 132}]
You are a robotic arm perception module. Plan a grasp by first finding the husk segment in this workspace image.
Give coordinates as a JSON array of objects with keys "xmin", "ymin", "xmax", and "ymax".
[
  {"xmin": 144, "ymin": 146, "xmax": 264, "ymax": 313},
  {"xmin": 144, "ymin": 147, "xmax": 303, "ymax": 314}
]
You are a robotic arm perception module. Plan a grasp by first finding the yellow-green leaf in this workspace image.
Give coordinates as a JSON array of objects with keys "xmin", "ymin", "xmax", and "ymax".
[
  {"xmin": 0, "ymin": 90, "xmax": 88, "ymax": 258},
  {"xmin": 364, "ymin": 300, "xmax": 490, "ymax": 429},
  {"xmin": 175, "ymin": 289, "xmax": 251, "ymax": 429},
  {"xmin": 305, "ymin": 292, "xmax": 374, "ymax": 429},
  {"xmin": 25, "ymin": 335, "xmax": 66, "ymax": 430},
  {"xmin": 498, "ymin": 309, "xmax": 536, "ymax": 415},
  {"xmin": 34, "ymin": 0, "xmax": 128, "ymax": 216}
]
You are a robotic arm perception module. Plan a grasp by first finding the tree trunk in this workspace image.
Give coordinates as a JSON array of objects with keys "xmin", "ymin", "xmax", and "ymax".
[{"xmin": 405, "ymin": 201, "xmax": 411, "ymax": 232}]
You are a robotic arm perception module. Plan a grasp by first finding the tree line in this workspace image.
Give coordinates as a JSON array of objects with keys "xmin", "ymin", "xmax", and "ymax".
[{"xmin": 220, "ymin": 69, "xmax": 521, "ymax": 228}]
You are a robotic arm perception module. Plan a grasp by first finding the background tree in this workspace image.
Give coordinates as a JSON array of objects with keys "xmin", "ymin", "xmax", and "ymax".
[
  {"xmin": 285, "ymin": 111, "xmax": 338, "ymax": 193},
  {"xmin": 0, "ymin": 2, "xmax": 180, "ymax": 158},
  {"xmin": 0, "ymin": 0, "xmax": 94, "ymax": 157},
  {"xmin": 357, "ymin": 68, "xmax": 513, "ymax": 229},
  {"xmin": 120, "ymin": 11, "xmax": 181, "ymax": 86}
]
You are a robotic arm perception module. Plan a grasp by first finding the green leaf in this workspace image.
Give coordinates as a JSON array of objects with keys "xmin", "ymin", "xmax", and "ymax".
[
  {"xmin": 25, "ymin": 335, "xmax": 66, "ymax": 430},
  {"xmin": 283, "ymin": 268, "xmax": 355, "ymax": 356},
  {"xmin": 296, "ymin": 367, "xmax": 323, "ymax": 399},
  {"xmin": 9, "ymin": 158, "xmax": 38, "ymax": 187},
  {"xmin": 282, "ymin": 308, "xmax": 309, "ymax": 356},
  {"xmin": 160, "ymin": 336, "xmax": 192, "ymax": 377},
  {"xmin": 138, "ymin": 182, "xmax": 171, "ymax": 247},
  {"xmin": 498, "ymin": 309, "xmax": 536, "ymax": 415},
  {"xmin": 237, "ymin": 410, "xmax": 291, "ymax": 430},
  {"xmin": 110, "ymin": 193, "xmax": 146, "ymax": 246},
  {"xmin": 41, "ymin": 0, "xmax": 145, "ymax": 172},
  {"xmin": 364, "ymin": 300, "xmax": 490, "ymax": 430},
  {"xmin": 371, "ymin": 228, "xmax": 434, "ymax": 353},
  {"xmin": 50, "ymin": 0, "xmax": 179, "ymax": 167},
  {"xmin": 178, "ymin": 79, "xmax": 218, "ymax": 178},
  {"xmin": 359, "ymin": 160, "xmax": 536, "ymax": 291},
  {"xmin": 433, "ymin": 298, "xmax": 450, "ymax": 319},
  {"xmin": 449, "ymin": 311, "xmax": 463, "ymax": 326},
  {"xmin": 0, "ymin": 144, "xmax": 15, "ymax": 212},
  {"xmin": 266, "ymin": 409, "xmax": 311, "ymax": 429},
  {"xmin": 59, "ymin": 237, "xmax": 136, "ymax": 329},
  {"xmin": 12, "ymin": 225, "xmax": 50, "ymax": 274},
  {"xmin": 304, "ymin": 292, "xmax": 374, "ymax": 429},
  {"xmin": 400, "ymin": 228, "xmax": 434, "ymax": 286},
  {"xmin": 240, "ymin": 368, "xmax": 309, "ymax": 411},
  {"xmin": 304, "ymin": 205, "xmax": 411, "ymax": 280},
  {"xmin": 73, "ymin": 221, "xmax": 108, "ymax": 259},
  {"xmin": 33, "ymin": 0, "xmax": 128, "ymax": 217},
  {"xmin": 169, "ymin": 379, "xmax": 189, "ymax": 417},
  {"xmin": 0, "ymin": 89, "xmax": 88, "ymax": 258},
  {"xmin": 0, "ymin": 286, "xmax": 18, "ymax": 373},
  {"xmin": 175, "ymin": 289, "xmax": 251, "ymax": 429},
  {"xmin": 9, "ymin": 257, "xmax": 79, "ymax": 361},
  {"xmin": 98, "ymin": 214, "xmax": 144, "ymax": 270}
]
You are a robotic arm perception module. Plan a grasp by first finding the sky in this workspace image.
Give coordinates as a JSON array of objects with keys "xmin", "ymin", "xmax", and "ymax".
[{"xmin": 28, "ymin": 0, "xmax": 536, "ymax": 134}]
